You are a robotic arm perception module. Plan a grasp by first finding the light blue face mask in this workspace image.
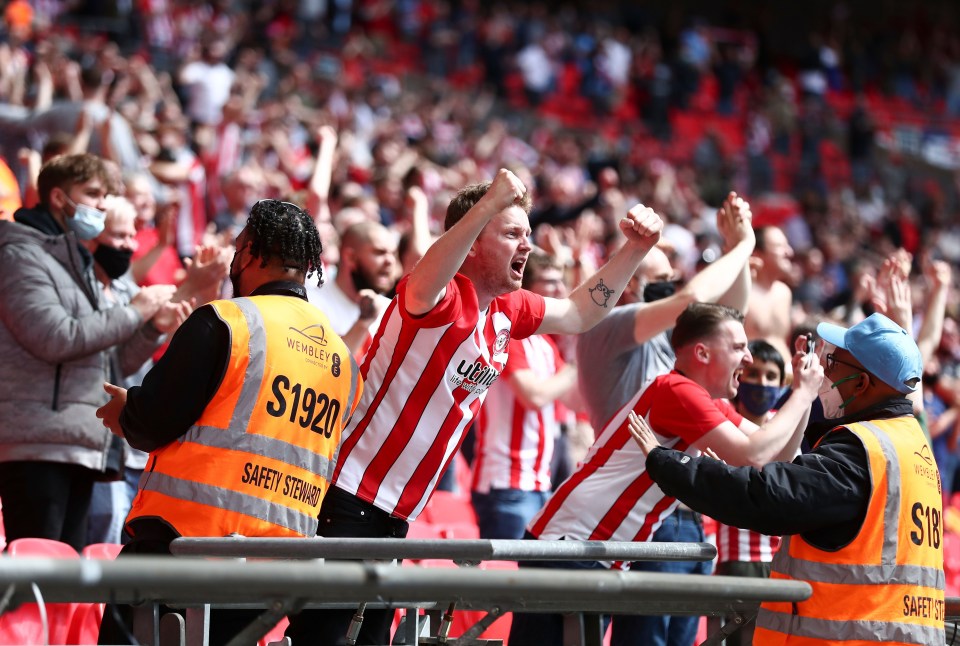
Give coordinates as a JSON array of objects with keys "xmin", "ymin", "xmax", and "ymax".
[{"xmin": 63, "ymin": 195, "xmax": 106, "ymax": 240}]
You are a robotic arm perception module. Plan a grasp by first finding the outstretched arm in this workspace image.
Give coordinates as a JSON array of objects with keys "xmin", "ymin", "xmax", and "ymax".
[
  {"xmin": 537, "ymin": 204, "xmax": 663, "ymax": 335},
  {"xmin": 695, "ymin": 348, "xmax": 821, "ymax": 467}
]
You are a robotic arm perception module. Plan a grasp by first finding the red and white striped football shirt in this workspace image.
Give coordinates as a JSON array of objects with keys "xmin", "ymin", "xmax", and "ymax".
[
  {"xmin": 472, "ymin": 335, "xmax": 564, "ymax": 494},
  {"xmin": 716, "ymin": 523, "xmax": 781, "ymax": 563},
  {"xmin": 331, "ymin": 274, "xmax": 545, "ymax": 521},
  {"xmin": 528, "ymin": 371, "xmax": 742, "ymax": 568}
]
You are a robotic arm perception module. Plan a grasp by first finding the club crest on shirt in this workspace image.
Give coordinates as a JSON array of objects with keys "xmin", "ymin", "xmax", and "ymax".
[{"xmin": 493, "ymin": 329, "xmax": 510, "ymax": 355}]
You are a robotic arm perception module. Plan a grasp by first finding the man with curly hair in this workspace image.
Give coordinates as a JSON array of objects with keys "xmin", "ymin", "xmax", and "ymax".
[{"xmin": 97, "ymin": 199, "xmax": 363, "ymax": 643}]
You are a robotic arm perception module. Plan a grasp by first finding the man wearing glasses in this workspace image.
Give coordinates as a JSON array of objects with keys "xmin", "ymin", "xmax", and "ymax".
[{"xmin": 631, "ymin": 313, "xmax": 944, "ymax": 646}]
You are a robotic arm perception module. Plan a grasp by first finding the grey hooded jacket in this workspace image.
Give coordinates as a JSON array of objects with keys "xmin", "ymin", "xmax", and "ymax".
[{"xmin": 0, "ymin": 208, "xmax": 161, "ymax": 471}]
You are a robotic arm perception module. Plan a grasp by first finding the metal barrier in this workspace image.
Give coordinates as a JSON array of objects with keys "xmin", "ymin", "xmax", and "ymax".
[
  {"xmin": 169, "ymin": 536, "xmax": 718, "ymax": 564},
  {"xmin": 0, "ymin": 555, "xmax": 811, "ymax": 646}
]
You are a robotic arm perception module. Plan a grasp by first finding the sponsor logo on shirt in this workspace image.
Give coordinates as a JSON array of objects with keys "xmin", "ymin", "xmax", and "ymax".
[{"xmin": 450, "ymin": 359, "xmax": 501, "ymax": 394}]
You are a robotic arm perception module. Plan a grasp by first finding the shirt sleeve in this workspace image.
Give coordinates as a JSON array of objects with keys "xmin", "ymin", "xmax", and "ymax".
[
  {"xmin": 498, "ymin": 288, "xmax": 546, "ymax": 340},
  {"xmin": 120, "ymin": 305, "xmax": 229, "ymax": 452},
  {"xmin": 647, "ymin": 376, "xmax": 743, "ymax": 445},
  {"xmin": 396, "ymin": 274, "xmax": 463, "ymax": 328},
  {"xmin": 645, "ymin": 429, "xmax": 870, "ymax": 545}
]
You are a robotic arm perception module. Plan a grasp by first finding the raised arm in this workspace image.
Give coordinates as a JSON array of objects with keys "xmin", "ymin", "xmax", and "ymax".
[
  {"xmin": 917, "ymin": 258, "xmax": 952, "ymax": 364},
  {"xmin": 304, "ymin": 125, "xmax": 337, "ymax": 223},
  {"xmin": 404, "ymin": 168, "xmax": 525, "ymax": 315},
  {"xmin": 631, "ymin": 193, "xmax": 755, "ymax": 345},
  {"xmin": 537, "ymin": 204, "xmax": 663, "ymax": 335}
]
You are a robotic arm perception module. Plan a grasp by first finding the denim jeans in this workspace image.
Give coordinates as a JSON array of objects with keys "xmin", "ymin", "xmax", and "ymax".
[
  {"xmin": 610, "ymin": 509, "xmax": 712, "ymax": 646},
  {"xmin": 86, "ymin": 468, "xmax": 142, "ymax": 546},
  {"xmin": 471, "ymin": 488, "xmax": 549, "ymax": 539},
  {"xmin": 508, "ymin": 545, "xmax": 610, "ymax": 646}
]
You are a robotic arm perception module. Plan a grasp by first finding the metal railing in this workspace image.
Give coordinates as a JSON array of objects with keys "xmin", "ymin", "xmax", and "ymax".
[
  {"xmin": 0, "ymin": 554, "xmax": 811, "ymax": 646},
  {"xmin": 169, "ymin": 536, "xmax": 717, "ymax": 565}
]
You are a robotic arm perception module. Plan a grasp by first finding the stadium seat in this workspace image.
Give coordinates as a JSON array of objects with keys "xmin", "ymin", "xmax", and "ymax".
[
  {"xmin": 63, "ymin": 543, "xmax": 126, "ymax": 643},
  {"xmin": 2, "ymin": 538, "xmax": 79, "ymax": 645},
  {"xmin": 81, "ymin": 542, "xmax": 123, "ymax": 561},
  {"xmin": 406, "ymin": 521, "xmax": 443, "ymax": 540},
  {"xmin": 436, "ymin": 523, "xmax": 480, "ymax": 540},
  {"xmin": 422, "ymin": 491, "xmax": 478, "ymax": 526},
  {"xmin": 258, "ymin": 617, "xmax": 288, "ymax": 646}
]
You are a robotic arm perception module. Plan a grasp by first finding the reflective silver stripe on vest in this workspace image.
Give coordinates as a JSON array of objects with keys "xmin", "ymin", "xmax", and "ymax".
[
  {"xmin": 140, "ymin": 471, "xmax": 318, "ymax": 536},
  {"xmin": 342, "ymin": 353, "xmax": 360, "ymax": 428},
  {"xmin": 770, "ymin": 555, "xmax": 944, "ymax": 589},
  {"xmin": 230, "ymin": 298, "xmax": 266, "ymax": 430},
  {"xmin": 858, "ymin": 420, "xmax": 900, "ymax": 565},
  {"xmin": 183, "ymin": 425, "xmax": 334, "ymax": 480},
  {"xmin": 329, "ymin": 352, "xmax": 362, "ymax": 480},
  {"xmin": 756, "ymin": 608, "xmax": 943, "ymax": 645}
]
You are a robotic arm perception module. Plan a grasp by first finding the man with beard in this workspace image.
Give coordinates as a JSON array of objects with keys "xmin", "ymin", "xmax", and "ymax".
[
  {"xmin": 287, "ymin": 168, "xmax": 663, "ymax": 645},
  {"xmin": 306, "ymin": 220, "xmax": 399, "ymax": 358},
  {"xmin": 96, "ymin": 199, "xmax": 362, "ymax": 643}
]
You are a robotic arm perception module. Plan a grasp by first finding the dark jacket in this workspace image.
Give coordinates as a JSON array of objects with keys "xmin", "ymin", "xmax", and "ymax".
[{"xmin": 646, "ymin": 398, "xmax": 914, "ymax": 550}]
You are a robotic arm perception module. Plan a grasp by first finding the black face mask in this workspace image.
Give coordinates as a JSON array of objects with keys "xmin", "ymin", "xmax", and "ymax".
[
  {"xmin": 94, "ymin": 244, "xmax": 134, "ymax": 280},
  {"xmin": 643, "ymin": 280, "xmax": 677, "ymax": 303}
]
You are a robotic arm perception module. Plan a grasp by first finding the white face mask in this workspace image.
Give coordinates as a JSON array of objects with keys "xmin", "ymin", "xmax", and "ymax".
[{"xmin": 818, "ymin": 373, "xmax": 861, "ymax": 419}]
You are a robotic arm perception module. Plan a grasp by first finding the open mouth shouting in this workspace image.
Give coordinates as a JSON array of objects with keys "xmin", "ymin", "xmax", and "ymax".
[{"xmin": 510, "ymin": 256, "xmax": 527, "ymax": 280}]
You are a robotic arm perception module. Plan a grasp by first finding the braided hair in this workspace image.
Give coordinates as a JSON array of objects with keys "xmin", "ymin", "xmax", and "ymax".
[{"xmin": 244, "ymin": 199, "xmax": 324, "ymax": 286}]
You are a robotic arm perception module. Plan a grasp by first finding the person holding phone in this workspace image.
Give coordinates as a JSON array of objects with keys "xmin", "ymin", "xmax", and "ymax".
[{"xmin": 631, "ymin": 313, "xmax": 944, "ymax": 646}]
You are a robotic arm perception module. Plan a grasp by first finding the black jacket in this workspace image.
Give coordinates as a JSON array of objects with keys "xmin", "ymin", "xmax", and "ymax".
[
  {"xmin": 646, "ymin": 398, "xmax": 914, "ymax": 551},
  {"xmin": 120, "ymin": 281, "xmax": 309, "ymax": 452}
]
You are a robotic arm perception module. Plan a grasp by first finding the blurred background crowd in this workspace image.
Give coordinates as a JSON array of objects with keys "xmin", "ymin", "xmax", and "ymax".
[{"xmin": 1, "ymin": 0, "xmax": 960, "ymax": 607}]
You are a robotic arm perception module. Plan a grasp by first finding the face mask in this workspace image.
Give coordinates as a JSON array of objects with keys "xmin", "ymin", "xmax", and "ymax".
[
  {"xmin": 63, "ymin": 195, "xmax": 106, "ymax": 240},
  {"xmin": 93, "ymin": 244, "xmax": 134, "ymax": 279},
  {"xmin": 643, "ymin": 280, "xmax": 677, "ymax": 303},
  {"xmin": 818, "ymin": 373, "xmax": 861, "ymax": 419},
  {"xmin": 737, "ymin": 382, "xmax": 782, "ymax": 417}
]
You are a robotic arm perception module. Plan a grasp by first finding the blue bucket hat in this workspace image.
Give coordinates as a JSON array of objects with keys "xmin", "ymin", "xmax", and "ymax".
[{"xmin": 816, "ymin": 313, "xmax": 922, "ymax": 394}]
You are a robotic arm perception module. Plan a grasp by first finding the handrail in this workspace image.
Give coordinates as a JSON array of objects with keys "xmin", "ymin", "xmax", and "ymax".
[
  {"xmin": 169, "ymin": 536, "xmax": 717, "ymax": 563},
  {"xmin": 0, "ymin": 556, "xmax": 807, "ymax": 614}
]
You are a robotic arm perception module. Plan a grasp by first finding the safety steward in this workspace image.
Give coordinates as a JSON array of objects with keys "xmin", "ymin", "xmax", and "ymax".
[
  {"xmin": 632, "ymin": 312, "xmax": 945, "ymax": 646},
  {"xmin": 96, "ymin": 199, "xmax": 361, "ymax": 642}
]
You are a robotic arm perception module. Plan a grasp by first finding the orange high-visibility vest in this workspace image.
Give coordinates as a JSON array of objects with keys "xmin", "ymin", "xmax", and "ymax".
[
  {"xmin": 126, "ymin": 295, "xmax": 363, "ymax": 538},
  {"xmin": 755, "ymin": 417, "xmax": 945, "ymax": 646}
]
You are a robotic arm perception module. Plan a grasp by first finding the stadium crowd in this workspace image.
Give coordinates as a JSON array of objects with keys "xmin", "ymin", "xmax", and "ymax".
[{"xmin": 0, "ymin": 0, "xmax": 958, "ymax": 644}]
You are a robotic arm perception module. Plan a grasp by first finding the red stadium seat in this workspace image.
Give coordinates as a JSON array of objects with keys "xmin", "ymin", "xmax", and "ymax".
[
  {"xmin": 422, "ymin": 491, "xmax": 478, "ymax": 526},
  {"xmin": 2, "ymin": 539, "xmax": 79, "ymax": 645},
  {"xmin": 406, "ymin": 521, "xmax": 443, "ymax": 540},
  {"xmin": 81, "ymin": 542, "xmax": 123, "ymax": 561},
  {"xmin": 437, "ymin": 523, "xmax": 480, "ymax": 540},
  {"xmin": 63, "ymin": 543, "xmax": 125, "ymax": 643}
]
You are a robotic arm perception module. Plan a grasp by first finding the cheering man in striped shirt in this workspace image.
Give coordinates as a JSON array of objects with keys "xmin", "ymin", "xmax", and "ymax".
[{"xmin": 285, "ymin": 168, "xmax": 663, "ymax": 645}]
